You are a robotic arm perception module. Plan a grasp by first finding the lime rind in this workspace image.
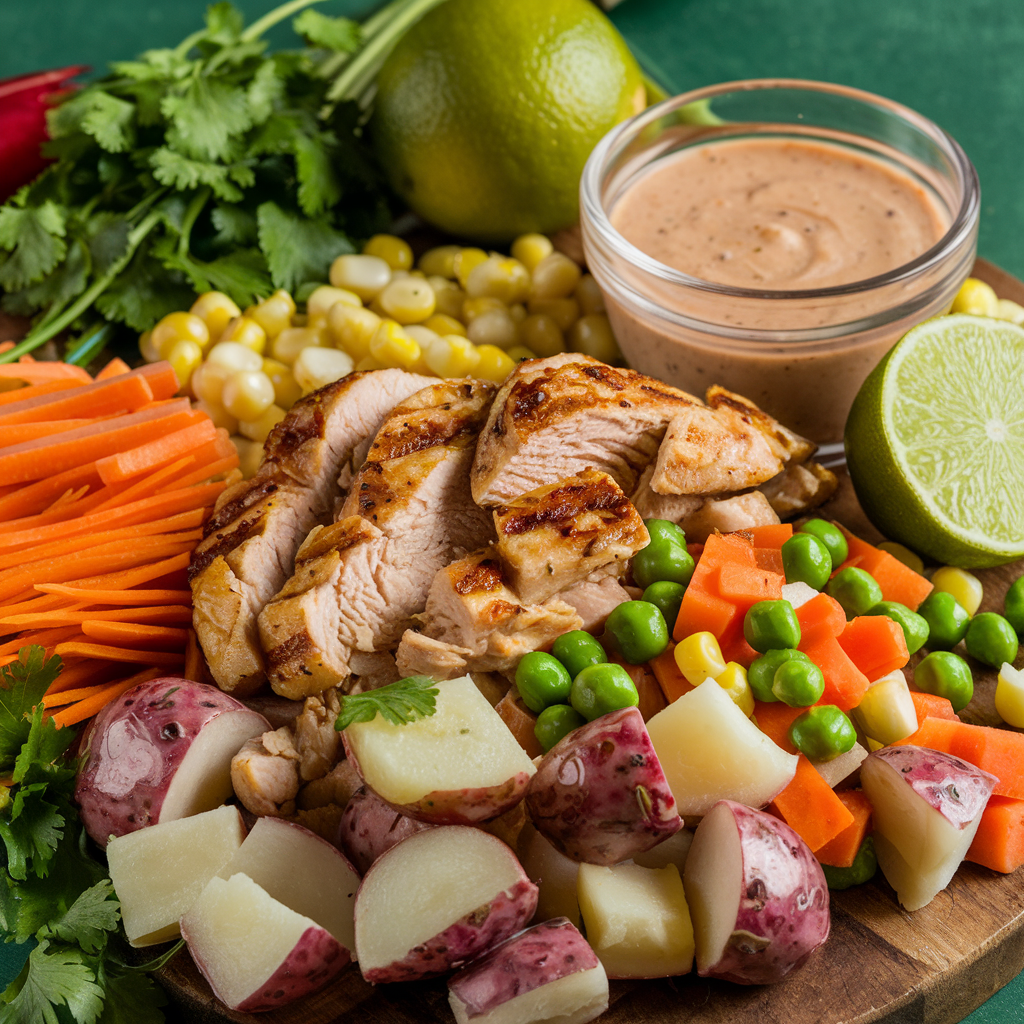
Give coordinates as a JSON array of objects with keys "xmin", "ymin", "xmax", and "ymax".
[{"xmin": 879, "ymin": 314, "xmax": 1024, "ymax": 559}]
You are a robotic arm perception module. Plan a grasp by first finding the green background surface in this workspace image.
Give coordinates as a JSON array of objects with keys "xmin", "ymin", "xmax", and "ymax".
[{"xmin": 1, "ymin": 0, "xmax": 1023, "ymax": 1020}]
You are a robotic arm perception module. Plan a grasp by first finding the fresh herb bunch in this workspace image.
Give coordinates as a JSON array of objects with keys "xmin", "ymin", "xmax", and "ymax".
[
  {"xmin": 0, "ymin": 648, "xmax": 174, "ymax": 1024},
  {"xmin": 335, "ymin": 675, "xmax": 439, "ymax": 731},
  {"xmin": 0, "ymin": 0, "xmax": 445, "ymax": 364}
]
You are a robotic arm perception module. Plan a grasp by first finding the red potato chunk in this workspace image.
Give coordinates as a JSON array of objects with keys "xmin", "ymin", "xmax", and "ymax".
[
  {"xmin": 336, "ymin": 785, "xmax": 433, "ymax": 875},
  {"xmin": 448, "ymin": 918, "xmax": 608, "ymax": 1024},
  {"xmin": 354, "ymin": 825, "xmax": 538, "ymax": 984},
  {"xmin": 684, "ymin": 800, "xmax": 830, "ymax": 985},
  {"xmin": 525, "ymin": 707, "xmax": 681, "ymax": 865},
  {"xmin": 75, "ymin": 677, "xmax": 268, "ymax": 847}
]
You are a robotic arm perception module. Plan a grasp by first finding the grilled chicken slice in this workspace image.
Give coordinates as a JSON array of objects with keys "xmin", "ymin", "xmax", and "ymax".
[
  {"xmin": 558, "ymin": 576, "xmax": 634, "ymax": 634},
  {"xmin": 395, "ymin": 632, "xmax": 475, "ymax": 681},
  {"xmin": 491, "ymin": 470, "xmax": 648, "ymax": 604},
  {"xmin": 676, "ymin": 491, "xmax": 781, "ymax": 544},
  {"xmin": 189, "ymin": 369, "xmax": 433, "ymax": 695},
  {"xmin": 472, "ymin": 354, "xmax": 700, "ymax": 505},
  {"xmin": 396, "ymin": 549, "xmax": 582, "ymax": 677},
  {"xmin": 231, "ymin": 729, "xmax": 301, "ymax": 817},
  {"xmin": 705, "ymin": 386, "xmax": 817, "ymax": 465},
  {"xmin": 759, "ymin": 460, "xmax": 838, "ymax": 517},
  {"xmin": 629, "ymin": 465, "xmax": 706, "ymax": 522},
  {"xmin": 258, "ymin": 379, "xmax": 496, "ymax": 698}
]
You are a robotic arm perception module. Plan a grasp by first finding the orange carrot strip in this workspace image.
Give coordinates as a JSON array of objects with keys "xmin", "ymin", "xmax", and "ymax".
[
  {"xmin": 131, "ymin": 362, "xmax": 180, "ymax": 401},
  {"xmin": 0, "ymin": 400, "xmax": 193, "ymax": 484},
  {"xmin": 51, "ymin": 642, "xmax": 185, "ymax": 666},
  {"xmin": 87, "ymin": 456, "xmax": 197, "ymax": 514},
  {"xmin": 769, "ymin": 755, "xmax": 855, "ymax": 853},
  {"xmin": 42, "ymin": 659, "xmax": 116, "ymax": 696},
  {"xmin": 0, "ymin": 593, "xmax": 77, "ymax": 617},
  {"xmin": 800, "ymin": 635, "xmax": 870, "ymax": 712},
  {"xmin": 0, "ymin": 362, "xmax": 92, "ymax": 384},
  {"xmin": 157, "ymin": 454, "xmax": 239, "ymax": 492},
  {"xmin": 796, "ymin": 593, "xmax": 847, "ymax": 648},
  {"xmin": 747, "ymin": 524, "xmax": 794, "ymax": 549},
  {"xmin": 34, "ymin": 585, "xmax": 192, "ymax": 606},
  {"xmin": 183, "ymin": 629, "xmax": 205, "ymax": 684},
  {"xmin": 815, "ymin": 790, "xmax": 873, "ymax": 869},
  {"xmin": 0, "ymin": 625, "xmax": 81, "ymax": 657},
  {"xmin": 43, "ymin": 680, "xmax": 123, "ymax": 708},
  {"xmin": 0, "ymin": 464, "xmax": 101, "ymax": 522},
  {"xmin": 49, "ymin": 668, "xmax": 167, "ymax": 728},
  {"xmin": 967, "ymin": 796, "xmax": 1024, "ymax": 873},
  {"xmin": 0, "ymin": 369, "xmax": 153, "ymax": 426},
  {"xmin": 96, "ymin": 419, "xmax": 218, "ymax": 485},
  {"xmin": 41, "ymin": 551, "xmax": 192, "ymax": 593},
  {"xmin": 81, "ymin": 620, "xmax": 189, "ymax": 648},
  {"xmin": 908, "ymin": 690, "xmax": 959, "ymax": 722},
  {"xmin": 0, "ymin": 418, "xmax": 106, "ymax": 447},
  {"xmin": 95, "ymin": 358, "xmax": 131, "ymax": 381},
  {"xmin": 0, "ymin": 604, "xmax": 193, "ymax": 629},
  {"xmin": 753, "ymin": 701, "xmax": 805, "ymax": 753},
  {"xmin": 0, "ymin": 379, "xmax": 84, "ymax": 407}
]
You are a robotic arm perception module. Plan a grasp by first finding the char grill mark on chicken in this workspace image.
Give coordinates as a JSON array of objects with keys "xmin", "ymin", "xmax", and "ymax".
[
  {"xmin": 189, "ymin": 369, "xmax": 434, "ymax": 696},
  {"xmin": 258, "ymin": 379, "xmax": 497, "ymax": 699}
]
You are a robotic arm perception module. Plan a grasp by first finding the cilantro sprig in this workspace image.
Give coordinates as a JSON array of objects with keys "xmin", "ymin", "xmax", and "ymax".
[
  {"xmin": 0, "ymin": 0, "xmax": 446, "ymax": 362},
  {"xmin": 335, "ymin": 675, "xmax": 439, "ymax": 731}
]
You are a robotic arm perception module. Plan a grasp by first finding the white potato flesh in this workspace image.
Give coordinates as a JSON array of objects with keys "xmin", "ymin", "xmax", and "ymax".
[
  {"xmin": 217, "ymin": 817, "xmax": 359, "ymax": 956},
  {"xmin": 576, "ymin": 862, "xmax": 694, "ymax": 978},
  {"xmin": 355, "ymin": 825, "xmax": 535, "ymax": 980},
  {"xmin": 632, "ymin": 829, "xmax": 694, "ymax": 873},
  {"xmin": 344, "ymin": 675, "xmax": 535, "ymax": 815},
  {"xmin": 181, "ymin": 873, "xmax": 346, "ymax": 1012},
  {"xmin": 107, "ymin": 804, "xmax": 245, "ymax": 947},
  {"xmin": 645, "ymin": 679, "xmax": 798, "ymax": 815},
  {"xmin": 451, "ymin": 967, "xmax": 609, "ymax": 1024},
  {"xmin": 810, "ymin": 741, "xmax": 867, "ymax": 790},
  {"xmin": 518, "ymin": 822, "xmax": 581, "ymax": 927}
]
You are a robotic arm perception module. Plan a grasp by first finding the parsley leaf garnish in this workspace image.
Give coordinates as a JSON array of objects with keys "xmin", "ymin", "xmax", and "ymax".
[
  {"xmin": 0, "ymin": 941, "xmax": 104, "ymax": 1024},
  {"xmin": 0, "ymin": 648, "xmax": 63, "ymax": 771},
  {"xmin": 335, "ymin": 676, "xmax": 440, "ymax": 731}
]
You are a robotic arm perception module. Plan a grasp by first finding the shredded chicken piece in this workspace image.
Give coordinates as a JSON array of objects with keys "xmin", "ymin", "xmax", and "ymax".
[
  {"xmin": 231, "ymin": 731, "xmax": 300, "ymax": 817},
  {"xmin": 297, "ymin": 759, "xmax": 362, "ymax": 812},
  {"xmin": 293, "ymin": 689, "xmax": 342, "ymax": 782}
]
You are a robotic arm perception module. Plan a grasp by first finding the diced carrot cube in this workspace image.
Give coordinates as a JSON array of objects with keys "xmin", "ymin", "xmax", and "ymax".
[
  {"xmin": 908, "ymin": 691, "xmax": 959, "ymax": 723},
  {"xmin": 715, "ymin": 563, "xmax": 784, "ymax": 605},
  {"xmin": 837, "ymin": 616, "xmax": 909, "ymax": 681},
  {"xmin": 719, "ymin": 628, "xmax": 759, "ymax": 669},
  {"xmin": 868, "ymin": 551, "xmax": 933, "ymax": 611},
  {"xmin": 674, "ymin": 583, "xmax": 742, "ymax": 642},
  {"xmin": 650, "ymin": 645, "xmax": 694, "ymax": 703},
  {"xmin": 755, "ymin": 547, "xmax": 784, "ymax": 574},
  {"xmin": 769, "ymin": 755, "xmax": 855, "ymax": 852},
  {"xmin": 801, "ymin": 635, "xmax": 870, "ymax": 712},
  {"xmin": 816, "ymin": 789, "xmax": 873, "ymax": 868},
  {"xmin": 796, "ymin": 592, "xmax": 847, "ymax": 647},
  {"xmin": 748, "ymin": 523, "xmax": 793, "ymax": 549},
  {"xmin": 967, "ymin": 796, "xmax": 1024, "ymax": 873},
  {"xmin": 753, "ymin": 700, "xmax": 804, "ymax": 753}
]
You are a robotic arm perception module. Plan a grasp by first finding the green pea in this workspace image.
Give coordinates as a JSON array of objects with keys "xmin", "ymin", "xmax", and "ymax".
[
  {"xmin": 632, "ymin": 537, "xmax": 695, "ymax": 590},
  {"xmin": 822, "ymin": 836, "xmax": 877, "ymax": 891},
  {"xmin": 1005, "ymin": 576, "xmax": 1024, "ymax": 637},
  {"xmin": 788, "ymin": 705, "xmax": 856, "ymax": 760},
  {"xmin": 605, "ymin": 600, "xmax": 669, "ymax": 665},
  {"xmin": 798, "ymin": 518, "xmax": 849, "ymax": 568},
  {"xmin": 570, "ymin": 663, "xmax": 639, "ymax": 721},
  {"xmin": 643, "ymin": 518, "xmax": 687, "ymax": 546},
  {"xmin": 551, "ymin": 631, "xmax": 607, "ymax": 679},
  {"xmin": 964, "ymin": 612, "xmax": 1019, "ymax": 668},
  {"xmin": 772, "ymin": 658, "xmax": 825, "ymax": 707},
  {"xmin": 782, "ymin": 533, "xmax": 832, "ymax": 590},
  {"xmin": 827, "ymin": 567, "xmax": 883, "ymax": 618},
  {"xmin": 917, "ymin": 591, "xmax": 970, "ymax": 650},
  {"xmin": 515, "ymin": 652, "xmax": 572, "ymax": 714},
  {"xmin": 534, "ymin": 704, "xmax": 586, "ymax": 752},
  {"xmin": 748, "ymin": 648, "xmax": 811, "ymax": 703},
  {"xmin": 743, "ymin": 599, "xmax": 802, "ymax": 653},
  {"xmin": 642, "ymin": 581, "xmax": 686, "ymax": 633},
  {"xmin": 865, "ymin": 601, "xmax": 929, "ymax": 656},
  {"xmin": 915, "ymin": 650, "xmax": 974, "ymax": 712}
]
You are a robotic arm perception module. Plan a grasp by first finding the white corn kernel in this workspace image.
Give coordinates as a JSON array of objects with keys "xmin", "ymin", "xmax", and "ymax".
[
  {"xmin": 306, "ymin": 285, "xmax": 362, "ymax": 324},
  {"xmin": 378, "ymin": 277, "xmax": 436, "ymax": 324},
  {"xmin": 219, "ymin": 315, "xmax": 267, "ymax": 355},
  {"xmin": 249, "ymin": 290, "xmax": 295, "ymax": 339},
  {"xmin": 467, "ymin": 307, "xmax": 518, "ymax": 349},
  {"xmin": 568, "ymin": 313, "xmax": 621, "ymax": 364},
  {"xmin": 153, "ymin": 312, "xmax": 209, "ymax": 359},
  {"xmin": 853, "ymin": 670, "xmax": 918, "ymax": 745},
  {"xmin": 527, "ymin": 298, "xmax": 579, "ymax": 333},
  {"xmin": 232, "ymin": 435, "xmax": 264, "ymax": 481},
  {"xmin": 239, "ymin": 403, "xmax": 286, "ymax": 443},
  {"xmin": 369, "ymin": 320, "xmax": 421, "ymax": 370},
  {"xmin": 931, "ymin": 566, "xmax": 984, "ymax": 617},
  {"xmin": 293, "ymin": 347, "xmax": 355, "ymax": 394},
  {"xmin": 330, "ymin": 254, "xmax": 392, "ymax": 301},
  {"xmin": 271, "ymin": 326, "xmax": 327, "ymax": 366},
  {"xmin": 362, "ymin": 234, "xmax": 413, "ymax": 271},
  {"xmin": 430, "ymin": 278, "xmax": 466, "ymax": 320},
  {"xmin": 950, "ymin": 277, "xmax": 998, "ymax": 317},
  {"xmin": 474, "ymin": 344, "xmax": 516, "ymax": 383},
  {"xmin": 716, "ymin": 662, "xmax": 755, "ymax": 717},
  {"xmin": 206, "ymin": 341, "xmax": 263, "ymax": 374},
  {"xmin": 574, "ymin": 274, "xmax": 606, "ymax": 315},
  {"xmin": 327, "ymin": 304, "xmax": 381, "ymax": 360},
  {"xmin": 191, "ymin": 361, "xmax": 230, "ymax": 405},
  {"xmin": 465, "ymin": 255, "xmax": 531, "ymax": 304},
  {"xmin": 166, "ymin": 339, "xmax": 203, "ymax": 390},
  {"xmin": 453, "ymin": 248, "xmax": 488, "ymax": 288},
  {"xmin": 995, "ymin": 663, "xmax": 1024, "ymax": 728},
  {"xmin": 418, "ymin": 245, "xmax": 462, "ymax": 278},
  {"xmin": 511, "ymin": 233, "xmax": 553, "ymax": 273},
  {"xmin": 505, "ymin": 345, "xmax": 537, "ymax": 363},
  {"xmin": 424, "ymin": 313, "xmax": 466, "ymax": 338},
  {"xmin": 424, "ymin": 336, "xmax": 481, "ymax": 378},
  {"xmin": 261, "ymin": 358, "xmax": 303, "ymax": 410},
  {"xmin": 190, "ymin": 291, "xmax": 241, "ymax": 341},
  {"xmin": 222, "ymin": 370, "xmax": 276, "ymax": 421},
  {"xmin": 138, "ymin": 330, "xmax": 160, "ymax": 363},
  {"xmin": 530, "ymin": 252, "xmax": 582, "ymax": 300},
  {"xmin": 193, "ymin": 398, "xmax": 238, "ymax": 435}
]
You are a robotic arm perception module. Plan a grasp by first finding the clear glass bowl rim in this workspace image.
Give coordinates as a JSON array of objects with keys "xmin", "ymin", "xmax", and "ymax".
[{"xmin": 580, "ymin": 77, "xmax": 981, "ymax": 302}]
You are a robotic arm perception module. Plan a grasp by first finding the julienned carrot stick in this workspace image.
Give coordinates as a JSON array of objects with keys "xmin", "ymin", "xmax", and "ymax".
[
  {"xmin": 131, "ymin": 362, "xmax": 180, "ymax": 401},
  {"xmin": 44, "ymin": 486, "xmax": 91, "ymax": 514},
  {"xmin": 0, "ymin": 400, "xmax": 193, "ymax": 484},
  {"xmin": 0, "ymin": 464, "xmax": 101, "ymax": 522},
  {"xmin": 0, "ymin": 418, "xmax": 104, "ymax": 448},
  {"xmin": 97, "ymin": 418, "xmax": 218, "ymax": 485},
  {"xmin": 38, "ymin": 551, "xmax": 192, "ymax": 593},
  {"xmin": 95, "ymin": 358, "xmax": 131, "ymax": 381},
  {"xmin": 41, "ymin": 659, "xmax": 115, "ymax": 696},
  {"xmin": 49, "ymin": 667, "xmax": 166, "ymax": 728},
  {"xmin": 184, "ymin": 629, "xmax": 204, "ymax": 683},
  {"xmin": 0, "ymin": 592, "xmax": 78, "ymax": 617},
  {"xmin": 51, "ymin": 642, "xmax": 185, "ymax": 666},
  {"xmin": 0, "ymin": 379, "xmax": 83, "ymax": 408},
  {"xmin": 0, "ymin": 604, "xmax": 193, "ymax": 629},
  {"xmin": 0, "ymin": 626, "xmax": 82, "ymax": 657},
  {"xmin": 81, "ymin": 620, "xmax": 190, "ymax": 647},
  {"xmin": 33, "ymin": 585, "xmax": 192, "ymax": 606},
  {"xmin": 0, "ymin": 362, "xmax": 91, "ymax": 384},
  {"xmin": 158, "ymin": 454, "xmax": 239, "ymax": 492},
  {"xmin": 88, "ymin": 455, "xmax": 196, "ymax": 514},
  {"xmin": 0, "ymin": 368, "xmax": 153, "ymax": 427}
]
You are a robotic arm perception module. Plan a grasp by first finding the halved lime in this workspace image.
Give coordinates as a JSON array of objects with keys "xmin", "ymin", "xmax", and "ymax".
[{"xmin": 845, "ymin": 314, "xmax": 1024, "ymax": 568}]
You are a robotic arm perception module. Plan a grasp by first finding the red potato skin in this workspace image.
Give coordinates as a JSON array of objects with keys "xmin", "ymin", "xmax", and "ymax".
[
  {"xmin": 358, "ymin": 878, "xmax": 539, "ymax": 984},
  {"xmin": 704, "ymin": 801, "xmax": 830, "ymax": 986},
  {"xmin": 525, "ymin": 707, "xmax": 681, "ymax": 865},
  {"xmin": 336, "ymin": 785, "xmax": 433, "ymax": 874},
  {"xmin": 74, "ymin": 677, "xmax": 268, "ymax": 847},
  {"xmin": 343, "ymin": 733, "xmax": 531, "ymax": 825},
  {"xmin": 448, "ymin": 918, "xmax": 599, "ymax": 1016}
]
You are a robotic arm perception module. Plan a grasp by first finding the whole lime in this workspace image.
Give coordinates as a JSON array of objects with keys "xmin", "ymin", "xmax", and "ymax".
[{"xmin": 371, "ymin": 0, "xmax": 644, "ymax": 242}]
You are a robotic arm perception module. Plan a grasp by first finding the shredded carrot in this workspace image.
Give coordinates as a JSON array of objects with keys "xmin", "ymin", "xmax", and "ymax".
[
  {"xmin": 130, "ymin": 362, "xmax": 180, "ymax": 401},
  {"xmin": 88, "ymin": 456, "xmax": 197, "ymax": 515},
  {"xmin": 0, "ymin": 464, "xmax": 101, "ymax": 522},
  {"xmin": 95, "ymin": 358, "xmax": 131, "ymax": 380},
  {"xmin": 183, "ymin": 628, "xmax": 205, "ymax": 683},
  {"xmin": 0, "ymin": 626, "xmax": 82, "ymax": 658},
  {"xmin": 49, "ymin": 667, "xmax": 166, "ymax": 728},
  {"xmin": 97, "ymin": 419, "xmax": 217, "ymax": 485},
  {"xmin": 33, "ymin": 585, "xmax": 192, "ymax": 606},
  {"xmin": 80, "ymin": 620, "xmax": 190, "ymax": 648},
  {"xmin": 40, "ymin": 551, "xmax": 192, "ymax": 593},
  {"xmin": 156, "ymin": 453, "xmax": 239, "ymax": 492},
  {"xmin": 0, "ymin": 604, "xmax": 193, "ymax": 630},
  {"xmin": 41, "ymin": 659, "xmax": 116, "ymax": 696},
  {"xmin": 51, "ymin": 642, "xmax": 185, "ymax": 666}
]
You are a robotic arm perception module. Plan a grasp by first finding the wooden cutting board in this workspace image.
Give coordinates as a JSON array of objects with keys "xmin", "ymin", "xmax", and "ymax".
[{"xmin": 158, "ymin": 258, "xmax": 1024, "ymax": 1024}]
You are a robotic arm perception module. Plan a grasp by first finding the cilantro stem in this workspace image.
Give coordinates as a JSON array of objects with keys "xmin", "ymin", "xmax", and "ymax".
[
  {"xmin": 242, "ymin": 0, "xmax": 327, "ymax": 42},
  {"xmin": 0, "ymin": 210, "xmax": 162, "ymax": 363},
  {"xmin": 178, "ymin": 188, "xmax": 211, "ymax": 258}
]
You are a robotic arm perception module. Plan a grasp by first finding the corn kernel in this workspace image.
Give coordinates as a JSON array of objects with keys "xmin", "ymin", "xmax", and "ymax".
[
  {"xmin": 219, "ymin": 315, "xmax": 267, "ymax": 356},
  {"xmin": 463, "ymin": 296, "xmax": 506, "ymax": 323},
  {"xmin": 575, "ymin": 274, "xmax": 606, "ymax": 316},
  {"xmin": 190, "ymin": 291, "xmax": 241, "ymax": 342},
  {"xmin": 931, "ymin": 566, "xmax": 984, "ymax": 617},
  {"xmin": 271, "ymin": 326, "xmax": 327, "ymax": 366},
  {"xmin": 232, "ymin": 435, "xmax": 264, "ymax": 481},
  {"xmin": 166, "ymin": 339, "xmax": 203, "ymax": 390},
  {"xmin": 474, "ymin": 344, "xmax": 516, "ymax": 384},
  {"xmin": 193, "ymin": 398, "xmax": 239, "ymax": 435},
  {"xmin": 429, "ymin": 278, "xmax": 466, "ymax": 320},
  {"xmin": 528, "ymin": 297, "xmax": 580, "ymax": 333},
  {"xmin": 511, "ymin": 233, "xmax": 554, "ymax": 273},
  {"xmin": 406, "ymin": 325, "xmax": 441, "ymax": 349},
  {"xmin": 370, "ymin": 319, "xmax": 421, "ymax": 370},
  {"xmin": 467, "ymin": 308, "xmax": 518, "ymax": 349},
  {"xmin": 715, "ymin": 662, "xmax": 755, "ymax": 717},
  {"xmin": 250, "ymin": 290, "xmax": 296, "ymax": 338},
  {"xmin": 509, "ymin": 302, "xmax": 527, "ymax": 323},
  {"xmin": 330, "ymin": 254, "xmax": 392, "ymax": 301},
  {"xmin": 419, "ymin": 245, "xmax": 462, "ymax": 278},
  {"xmin": 505, "ymin": 345, "xmax": 537, "ymax": 363},
  {"xmin": 950, "ymin": 277, "xmax": 999, "ymax": 317},
  {"xmin": 673, "ymin": 631, "xmax": 727, "ymax": 686},
  {"xmin": 520, "ymin": 314, "xmax": 566, "ymax": 358},
  {"xmin": 239, "ymin": 403, "xmax": 286, "ymax": 443},
  {"xmin": 306, "ymin": 285, "xmax": 362, "ymax": 324},
  {"xmin": 328, "ymin": 304, "xmax": 382, "ymax": 360},
  {"xmin": 139, "ymin": 330, "xmax": 160, "ymax": 363},
  {"xmin": 995, "ymin": 663, "xmax": 1024, "ymax": 727},
  {"xmin": 530, "ymin": 252, "xmax": 582, "ymax": 300},
  {"xmin": 192, "ymin": 361, "xmax": 230, "ymax": 405},
  {"xmin": 152, "ymin": 311, "xmax": 209, "ymax": 359},
  {"xmin": 362, "ymin": 234, "xmax": 413, "ymax": 271},
  {"xmin": 355, "ymin": 355, "xmax": 388, "ymax": 372},
  {"xmin": 424, "ymin": 336, "xmax": 481, "ymax": 378},
  {"xmin": 424, "ymin": 313, "xmax": 466, "ymax": 338},
  {"xmin": 852, "ymin": 670, "xmax": 918, "ymax": 745},
  {"xmin": 465, "ymin": 255, "xmax": 531, "ymax": 304},
  {"xmin": 995, "ymin": 299, "xmax": 1024, "ymax": 325},
  {"xmin": 206, "ymin": 341, "xmax": 263, "ymax": 374},
  {"xmin": 568, "ymin": 313, "xmax": 621, "ymax": 364},
  {"xmin": 390, "ymin": 269, "xmax": 411, "ymax": 281},
  {"xmin": 877, "ymin": 541, "xmax": 925, "ymax": 575},
  {"xmin": 293, "ymin": 347, "xmax": 355, "ymax": 394},
  {"xmin": 453, "ymin": 248, "xmax": 488, "ymax": 289},
  {"xmin": 378, "ymin": 277, "xmax": 436, "ymax": 324},
  {"xmin": 222, "ymin": 370, "xmax": 276, "ymax": 421},
  {"xmin": 261, "ymin": 358, "xmax": 303, "ymax": 410}
]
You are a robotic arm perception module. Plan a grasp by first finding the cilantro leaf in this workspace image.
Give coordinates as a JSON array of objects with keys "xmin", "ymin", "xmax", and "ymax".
[
  {"xmin": 0, "ymin": 940, "xmax": 104, "ymax": 1024},
  {"xmin": 149, "ymin": 148, "xmax": 244, "ymax": 203},
  {"xmin": 161, "ymin": 78, "xmax": 252, "ymax": 162},
  {"xmin": 293, "ymin": 10, "xmax": 361, "ymax": 53},
  {"xmin": 246, "ymin": 60, "xmax": 284, "ymax": 125},
  {"xmin": 45, "ymin": 881, "xmax": 120, "ymax": 955},
  {"xmin": 294, "ymin": 132, "xmax": 341, "ymax": 217},
  {"xmin": 15, "ymin": 707, "xmax": 76, "ymax": 788},
  {"xmin": 87, "ymin": 215, "xmax": 131, "ymax": 277},
  {"xmin": 204, "ymin": 1, "xmax": 244, "ymax": 43},
  {"xmin": 81, "ymin": 92, "xmax": 136, "ymax": 154},
  {"xmin": 0, "ymin": 203, "xmax": 67, "ymax": 291},
  {"xmin": 0, "ymin": 783, "xmax": 66, "ymax": 881},
  {"xmin": 95, "ymin": 970, "xmax": 166, "ymax": 1024},
  {"xmin": 210, "ymin": 203, "xmax": 257, "ymax": 247},
  {"xmin": 1, "ymin": 237, "xmax": 89, "ymax": 318},
  {"xmin": 0, "ymin": 649, "xmax": 63, "ymax": 771},
  {"xmin": 335, "ymin": 676, "xmax": 439, "ymax": 731},
  {"xmin": 257, "ymin": 201, "xmax": 353, "ymax": 293},
  {"xmin": 96, "ymin": 246, "xmax": 194, "ymax": 331}
]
